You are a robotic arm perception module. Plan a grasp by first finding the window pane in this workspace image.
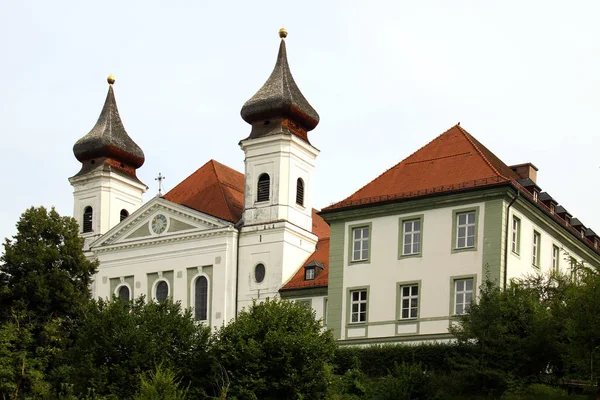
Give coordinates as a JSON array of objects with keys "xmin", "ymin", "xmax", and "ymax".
[
  {"xmin": 467, "ymin": 213, "xmax": 475, "ymax": 224},
  {"xmin": 410, "ymin": 298, "xmax": 418, "ymax": 308},
  {"xmin": 412, "ymin": 286, "xmax": 418, "ymax": 296},
  {"xmin": 404, "ymin": 222, "xmax": 412, "ymax": 233},
  {"xmin": 362, "ymin": 249, "xmax": 369, "ymax": 260},
  {"xmin": 352, "ymin": 292, "xmax": 359, "ymax": 301},
  {"xmin": 118, "ymin": 286, "xmax": 130, "ymax": 300},
  {"xmin": 404, "ymin": 234, "xmax": 412, "ymax": 245},
  {"xmin": 456, "ymin": 304, "xmax": 463, "ymax": 314},
  {"xmin": 413, "ymin": 243, "xmax": 419, "ymax": 253},
  {"xmin": 467, "ymin": 225, "xmax": 475, "ymax": 236},
  {"xmin": 458, "ymin": 214, "xmax": 466, "ymax": 225},
  {"xmin": 354, "ymin": 241, "xmax": 361, "ymax": 251},
  {"xmin": 354, "ymin": 229, "xmax": 361, "ymax": 240},
  {"xmin": 414, "ymin": 221, "xmax": 421, "ymax": 231},
  {"xmin": 465, "ymin": 279, "xmax": 473, "ymax": 291},
  {"xmin": 465, "ymin": 293, "xmax": 473, "ymax": 304},
  {"xmin": 403, "ymin": 287, "xmax": 410, "ymax": 296},
  {"xmin": 404, "ymin": 243, "xmax": 411, "ymax": 255},
  {"xmin": 360, "ymin": 291, "xmax": 367, "ymax": 301},
  {"xmin": 156, "ymin": 281, "xmax": 168, "ymax": 303},
  {"xmin": 363, "ymin": 228, "xmax": 369, "ymax": 238},
  {"xmin": 352, "ymin": 313, "xmax": 358, "ymax": 323},
  {"xmin": 402, "ymin": 309, "xmax": 408, "ymax": 319},
  {"xmin": 458, "ymin": 227, "xmax": 466, "ymax": 238},
  {"xmin": 456, "ymin": 280, "xmax": 464, "ymax": 291},
  {"xmin": 353, "ymin": 250, "xmax": 360, "ymax": 261},
  {"xmin": 402, "ymin": 299, "xmax": 409, "ymax": 308},
  {"xmin": 456, "ymin": 293, "xmax": 464, "ymax": 304},
  {"xmin": 195, "ymin": 276, "xmax": 208, "ymax": 321},
  {"xmin": 457, "ymin": 237, "xmax": 465, "ymax": 248},
  {"xmin": 467, "ymin": 236, "xmax": 475, "ymax": 247},
  {"xmin": 360, "ymin": 303, "xmax": 367, "ymax": 313}
]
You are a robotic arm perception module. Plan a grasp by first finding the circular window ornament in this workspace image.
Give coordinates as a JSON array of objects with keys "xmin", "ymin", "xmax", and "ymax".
[
  {"xmin": 151, "ymin": 214, "xmax": 168, "ymax": 234},
  {"xmin": 255, "ymin": 263, "xmax": 266, "ymax": 283}
]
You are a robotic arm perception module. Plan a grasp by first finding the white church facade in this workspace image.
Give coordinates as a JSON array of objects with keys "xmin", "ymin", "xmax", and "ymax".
[{"xmin": 70, "ymin": 30, "xmax": 600, "ymax": 345}]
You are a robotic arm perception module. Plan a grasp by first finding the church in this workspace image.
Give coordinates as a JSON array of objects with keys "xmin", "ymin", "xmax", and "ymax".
[{"xmin": 70, "ymin": 29, "xmax": 600, "ymax": 344}]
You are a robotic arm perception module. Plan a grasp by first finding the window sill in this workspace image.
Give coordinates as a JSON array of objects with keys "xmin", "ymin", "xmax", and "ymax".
[
  {"xmin": 399, "ymin": 252, "xmax": 422, "ymax": 260},
  {"xmin": 349, "ymin": 259, "xmax": 370, "ymax": 265},
  {"xmin": 397, "ymin": 318, "xmax": 418, "ymax": 324},
  {"xmin": 348, "ymin": 321, "xmax": 367, "ymax": 326},
  {"xmin": 451, "ymin": 246, "xmax": 477, "ymax": 254},
  {"xmin": 511, "ymin": 251, "xmax": 521, "ymax": 259}
]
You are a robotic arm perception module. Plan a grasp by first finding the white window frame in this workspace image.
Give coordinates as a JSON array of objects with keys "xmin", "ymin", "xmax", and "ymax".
[
  {"xmin": 351, "ymin": 226, "xmax": 370, "ymax": 262},
  {"xmin": 511, "ymin": 216, "xmax": 521, "ymax": 254},
  {"xmin": 114, "ymin": 283, "xmax": 132, "ymax": 301},
  {"xmin": 454, "ymin": 278, "xmax": 474, "ymax": 315},
  {"xmin": 456, "ymin": 211, "xmax": 476, "ymax": 249},
  {"xmin": 399, "ymin": 284, "xmax": 419, "ymax": 320},
  {"xmin": 305, "ymin": 266, "xmax": 315, "ymax": 280},
  {"xmin": 349, "ymin": 289, "xmax": 368, "ymax": 323},
  {"xmin": 532, "ymin": 231, "xmax": 541, "ymax": 267},
  {"xmin": 552, "ymin": 245, "xmax": 560, "ymax": 271},
  {"xmin": 152, "ymin": 278, "xmax": 170, "ymax": 303},
  {"xmin": 402, "ymin": 219, "xmax": 421, "ymax": 256}
]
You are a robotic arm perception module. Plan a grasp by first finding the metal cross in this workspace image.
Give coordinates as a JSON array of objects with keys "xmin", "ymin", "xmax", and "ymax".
[{"xmin": 155, "ymin": 173, "xmax": 166, "ymax": 196}]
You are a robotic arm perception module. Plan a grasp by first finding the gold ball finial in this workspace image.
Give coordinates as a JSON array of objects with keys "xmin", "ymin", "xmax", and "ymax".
[
  {"xmin": 107, "ymin": 74, "xmax": 115, "ymax": 85},
  {"xmin": 279, "ymin": 27, "xmax": 288, "ymax": 39}
]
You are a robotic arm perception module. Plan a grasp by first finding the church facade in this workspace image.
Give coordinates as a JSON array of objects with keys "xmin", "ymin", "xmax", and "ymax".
[{"xmin": 70, "ymin": 30, "xmax": 600, "ymax": 345}]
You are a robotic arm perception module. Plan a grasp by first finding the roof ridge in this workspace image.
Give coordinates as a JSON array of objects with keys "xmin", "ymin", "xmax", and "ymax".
[
  {"xmin": 210, "ymin": 160, "xmax": 235, "ymax": 222},
  {"xmin": 327, "ymin": 125, "xmax": 462, "ymax": 209},
  {"xmin": 456, "ymin": 125, "xmax": 507, "ymax": 180},
  {"xmin": 405, "ymin": 151, "xmax": 471, "ymax": 165}
]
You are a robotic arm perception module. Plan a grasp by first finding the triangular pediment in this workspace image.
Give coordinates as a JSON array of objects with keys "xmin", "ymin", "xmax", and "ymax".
[{"xmin": 90, "ymin": 197, "xmax": 232, "ymax": 248}]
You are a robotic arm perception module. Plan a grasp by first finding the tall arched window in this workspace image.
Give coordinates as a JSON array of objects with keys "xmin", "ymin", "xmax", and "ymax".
[
  {"xmin": 257, "ymin": 173, "xmax": 270, "ymax": 202},
  {"xmin": 83, "ymin": 206, "xmax": 93, "ymax": 233},
  {"xmin": 155, "ymin": 280, "xmax": 169, "ymax": 303},
  {"xmin": 296, "ymin": 178, "xmax": 304, "ymax": 206},
  {"xmin": 194, "ymin": 276, "xmax": 208, "ymax": 321},
  {"xmin": 120, "ymin": 209, "xmax": 129, "ymax": 222},
  {"xmin": 117, "ymin": 285, "xmax": 130, "ymax": 301}
]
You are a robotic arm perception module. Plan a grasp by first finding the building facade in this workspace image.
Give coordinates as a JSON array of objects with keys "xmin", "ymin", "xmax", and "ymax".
[{"xmin": 69, "ymin": 31, "xmax": 600, "ymax": 345}]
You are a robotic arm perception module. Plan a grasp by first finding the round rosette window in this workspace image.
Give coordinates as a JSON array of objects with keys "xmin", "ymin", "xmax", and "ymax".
[{"xmin": 254, "ymin": 263, "xmax": 266, "ymax": 283}]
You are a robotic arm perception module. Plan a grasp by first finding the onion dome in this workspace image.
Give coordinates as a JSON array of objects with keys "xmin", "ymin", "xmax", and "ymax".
[
  {"xmin": 73, "ymin": 76, "xmax": 145, "ymax": 178},
  {"xmin": 241, "ymin": 29, "xmax": 320, "ymax": 143}
]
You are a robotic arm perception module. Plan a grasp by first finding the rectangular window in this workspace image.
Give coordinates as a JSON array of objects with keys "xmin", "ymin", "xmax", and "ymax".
[
  {"xmin": 511, "ymin": 217, "xmax": 521, "ymax": 254},
  {"xmin": 403, "ymin": 220, "xmax": 421, "ymax": 255},
  {"xmin": 305, "ymin": 267, "xmax": 315, "ymax": 280},
  {"xmin": 532, "ymin": 231, "xmax": 541, "ymax": 267},
  {"xmin": 351, "ymin": 227, "xmax": 370, "ymax": 262},
  {"xmin": 323, "ymin": 297, "xmax": 328, "ymax": 326},
  {"xmin": 297, "ymin": 299, "xmax": 311, "ymax": 308},
  {"xmin": 400, "ymin": 285, "xmax": 419, "ymax": 319},
  {"xmin": 456, "ymin": 212, "xmax": 476, "ymax": 249},
  {"xmin": 552, "ymin": 245, "xmax": 560, "ymax": 271},
  {"xmin": 454, "ymin": 278, "xmax": 474, "ymax": 315},
  {"xmin": 350, "ymin": 290, "xmax": 367, "ymax": 323}
]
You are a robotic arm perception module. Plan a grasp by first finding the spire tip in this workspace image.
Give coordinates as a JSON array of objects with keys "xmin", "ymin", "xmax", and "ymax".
[
  {"xmin": 107, "ymin": 74, "xmax": 115, "ymax": 85},
  {"xmin": 279, "ymin": 27, "xmax": 288, "ymax": 39}
]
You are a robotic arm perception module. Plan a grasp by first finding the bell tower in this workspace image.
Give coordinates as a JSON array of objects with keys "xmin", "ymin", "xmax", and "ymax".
[
  {"xmin": 69, "ymin": 76, "xmax": 147, "ymax": 248},
  {"xmin": 237, "ymin": 29, "xmax": 320, "ymax": 310}
]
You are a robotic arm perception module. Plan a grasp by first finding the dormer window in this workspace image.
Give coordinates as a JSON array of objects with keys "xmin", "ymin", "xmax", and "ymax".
[
  {"xmin": 257, "ymin": 174, "xmax": 270, "ymax": 202},
  {"xmin": 83, "ymin": 206, "xmax": 93, "ymax": 233},
  {"xmin": 533, "ymin": 191, "xmax": 539, "ymax": 202},
  {"xmin": 550, "ymin": 204, "xmax": 555, "ymax": 213},
  {"xmin": 305, "ymin": 266, "xmax": 315, "ymax": 280},
  {"xmin": 296, "ymin": 178, "xmax": 304, "ymax": 206}
]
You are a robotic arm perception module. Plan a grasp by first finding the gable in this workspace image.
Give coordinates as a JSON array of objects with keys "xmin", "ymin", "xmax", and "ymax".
[{"xmin": 90, "ymin": 197, "xmax": 232, "ymax": 248}]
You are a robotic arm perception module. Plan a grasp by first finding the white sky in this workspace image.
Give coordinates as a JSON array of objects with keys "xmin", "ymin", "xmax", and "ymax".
[{"xmin": 1, "ymin": 1, "xmax": 599, "ymax": 244}]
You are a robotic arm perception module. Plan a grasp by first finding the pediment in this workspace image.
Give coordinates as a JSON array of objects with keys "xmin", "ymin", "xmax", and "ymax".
[{"xmin": 90, "ymin": 197, "xmax": 232, "ymax": 248}]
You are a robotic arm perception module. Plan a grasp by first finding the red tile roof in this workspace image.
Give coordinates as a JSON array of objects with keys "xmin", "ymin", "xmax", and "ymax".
[
  {"xmin": 280, "ymin": 237, "xmax": 330, "ymax": 291},
  {"xmin": 163, "ymin": 159, "xmax": 245, "ymax": 223},
  {"xmin": 322, "ymin": 124, "xmax": 520, "ymax": 212}
]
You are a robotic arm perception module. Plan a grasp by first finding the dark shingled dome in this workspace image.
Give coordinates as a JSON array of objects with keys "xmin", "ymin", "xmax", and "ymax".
[
  {"xmin": 241, "ymin": 39, "xmax": 320, "ymax": 133},
  {"xmin": 73, "ymin": 85, "xmax": 145, "ymax": 169}
]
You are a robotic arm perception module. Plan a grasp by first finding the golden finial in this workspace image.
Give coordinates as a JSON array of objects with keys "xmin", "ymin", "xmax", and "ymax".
[
  {"xmin": 107, "ymin": 74, "xmax": 115, "ymax": 85},
  {"xmin": 279, "ymin": 27, "xmax": 288, "ymax": 39}
]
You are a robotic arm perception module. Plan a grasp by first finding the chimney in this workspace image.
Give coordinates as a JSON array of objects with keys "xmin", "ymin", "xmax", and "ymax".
[{"xmin": 509, "ymin": 163, "xmax": 538, "ymax": 183}]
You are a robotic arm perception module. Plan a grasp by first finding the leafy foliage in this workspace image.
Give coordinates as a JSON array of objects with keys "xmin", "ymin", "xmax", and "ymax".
[
  {"xmin": 134, "ymin": 365, "xmax": 189, "ymax": 400},
  {"xmin": 212, "ymin": 298, "xmax": 336, "ymax": 400}
]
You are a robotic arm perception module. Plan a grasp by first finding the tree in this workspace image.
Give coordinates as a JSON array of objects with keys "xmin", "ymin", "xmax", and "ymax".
[
  {"xmin": 0, "ymin": 206, "xmax": 97, "ymax": 325},
  {"xmin": 0, "ymin": 206, "xmax": 97, "ymax": 398},
  {"xmin": 62, "ymin": 297, "xmax": 211, "ymax": 398},
  {"xmin": 211, "ymin": 298, "xmax": 336, "ymax": 400}
]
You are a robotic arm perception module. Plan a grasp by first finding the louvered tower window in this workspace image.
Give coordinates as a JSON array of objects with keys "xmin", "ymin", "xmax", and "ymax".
[
  {"xmin": 120, "ymin": 209, "xmax": 129, "ymax": 221},
  {"xmin": 194, "ymin": 276, "xmax": 208, "ymax": 321},
  {"xmin": 257, "ymin": 174, "xmax": 270, "ymax": 202},
  {"xmin": 83, "ymin": 206, "xmax": 93, "ymax": 233},
  {"xmin": 296, "ymin": 178, "xmax": 304, "ymax": 206}
]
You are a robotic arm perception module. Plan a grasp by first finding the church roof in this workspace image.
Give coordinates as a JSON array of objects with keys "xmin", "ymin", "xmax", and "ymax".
[
  {"xmin": 240, "ymin": 33, "xmax": 320, "ymax": 141},
  {"xmin": 322, "ymin": 124, "xmax": 520, "ymax": 212},
  {"xmin": 163, "ymin": 160, "xmax": 245, "ymax": 223},
  {"xmin": 73, "ymin": 78, "xmax": 145, "ymax": 171},
  {"xmin": 280, "ymin": 236, "xmax": 330, "ymax": 291}
]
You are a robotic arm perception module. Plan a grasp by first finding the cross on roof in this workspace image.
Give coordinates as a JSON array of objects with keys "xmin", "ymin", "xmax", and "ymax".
[{"xmin": 155, "ymin": 173, "xmax": 166, "ymax": 196}]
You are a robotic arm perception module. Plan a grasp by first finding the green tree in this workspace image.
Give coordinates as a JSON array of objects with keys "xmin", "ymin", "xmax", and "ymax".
[
  {"xmin": 0, "ymin": 206, "xmax": 97, "ymax": 398},
  {"xmin": 134, "ymin": 365, "xmax": 189, "ymax": 400},
  {"xmin": 63, "ymin": 297, "xmax": 211, "ymax": 399},
  {"xmin": 212, "ymin": 298, "xmax": 336, "ymax": 400}
]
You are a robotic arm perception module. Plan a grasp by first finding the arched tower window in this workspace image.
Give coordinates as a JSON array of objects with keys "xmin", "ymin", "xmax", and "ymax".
[
  {"xmin": 120, "ymin": 209, "xmax": 129, "ymax": 222},
  {"xmin": 257, "ymin": 173, "xmax": 270, "ymax": 202},
  {"xmin": 296, "ymin": 178, "xmax": 304, "ymax": 206},
  {"xmin": 194, "ymin": 276, "xmax": 208, "ymax": 321},
  {"xmin": 117, "ymin": 285, "xmax": 130, "ymax": 301},
  {"xmin": 83, "ymin": 206, "xmax": 93, "ymax": 233},
  {"xmin": 155, "ymin": 280, "xmax": 169, "ymax": 303}
]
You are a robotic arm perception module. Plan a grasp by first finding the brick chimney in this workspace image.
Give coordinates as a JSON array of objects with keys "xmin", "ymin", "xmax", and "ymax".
[{"xmin": 509, "ymin": 163, "xmax": 538, "ymax": 183}]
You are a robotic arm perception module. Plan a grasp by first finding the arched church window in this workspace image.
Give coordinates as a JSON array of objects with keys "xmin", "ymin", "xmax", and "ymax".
[
  {"xmin": 120, "ymin": 209, "xmax": 129, "ymax": 222},
  {"xmin": 83, "ymin": 206, "xmax": 93, "ymax": 233},
  {"xmin": 194, "ymin": 276, "xmax": 208, "ymax": 321},
  {"xmin": 296, "ymin": 178, "xmax": 304, "ymax": 206},
  {"xmin": 117, "ymin": 285, "xmax": 130, "ymax": 301},
  {"xmin": 257, "ymin": 174, "xmax": 270, "ymax": 202},
  {"xmin": 155, "ymin": 280, "xmax": 169, "ymax": 303},
  {"xmin": 255, "ymin": 263, "xmax": 266, "ymax": 283}
]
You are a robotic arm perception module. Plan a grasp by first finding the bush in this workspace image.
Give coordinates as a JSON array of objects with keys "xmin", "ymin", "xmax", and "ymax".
[
  {"xmin": 134, "ymin": 365, "xmax": 188, "ymax": 400},
  {"xmin": 371, "ymin": 363, "xmax": 433, "ymax": 400}
]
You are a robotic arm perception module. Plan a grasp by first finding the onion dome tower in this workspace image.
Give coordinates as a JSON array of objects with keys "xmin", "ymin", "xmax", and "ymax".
[
  {"xmin": 240, "ymin": 27, "xmax": 320, "ymax": 143},
  {"xmin": 237, "ymin": 29, "xmax": 321, "ymax": 311},
  {"xmin": 69, "ymin": 76, "xmax": 147, "ymax": 245}
]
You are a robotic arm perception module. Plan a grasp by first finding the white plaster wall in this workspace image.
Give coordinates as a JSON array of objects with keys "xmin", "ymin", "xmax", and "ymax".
[
  {"xmin": 93, "ymin": 230, "xmax": 238, "ymax": 329},
  {"xmin": 507, "ymin": 207, "xmax": 593, "ymax": 281},
  {"xmin": 340, "ymin": 202, "xmax": 486, "ymax": 340}
]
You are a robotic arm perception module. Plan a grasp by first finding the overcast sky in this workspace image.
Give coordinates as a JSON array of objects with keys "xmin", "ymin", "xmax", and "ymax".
[{"xmin": 1, "ymin": 1, "xmax": 599, "ymax": 244}]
